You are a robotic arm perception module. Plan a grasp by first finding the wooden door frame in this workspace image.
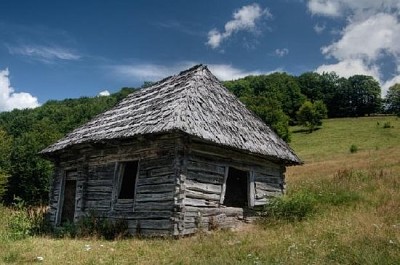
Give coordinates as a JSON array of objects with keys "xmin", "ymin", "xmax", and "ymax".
[{"xmin": 56, "ymin": 169, "xmax": 78, "ymax": 226}]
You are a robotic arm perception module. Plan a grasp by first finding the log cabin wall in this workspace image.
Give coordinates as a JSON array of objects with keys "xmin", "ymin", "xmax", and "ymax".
[
  {"xmin": 180, "ymin": 137, "xmax": 285, "ymax": 235},
  {"xmin": 47, "ymin": 133, "xmax": 184, "ymax": 236}
]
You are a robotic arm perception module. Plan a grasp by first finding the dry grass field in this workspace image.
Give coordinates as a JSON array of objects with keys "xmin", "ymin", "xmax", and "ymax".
[{"xmin": 1, "ymin": 116, "xmax": 399, "ymax": 264}]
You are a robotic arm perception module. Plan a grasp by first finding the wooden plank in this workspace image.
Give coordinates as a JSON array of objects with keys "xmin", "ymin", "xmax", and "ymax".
[
  {"xmin": 127, "ymin": 219, "xmax": 172, "ymax": 230},
  {"xmin": 187, "ymin": 160, "xmax": 225, "ymax": 175},
  {"xmin": 185, "ymin": 179, "xmax": 221, "ymax": 194},
  {"xmin": 136, "ymin": 184, "xmax": 175, "ymax": 194},
  {"xmin": 134, "ymin": 201, "xmax": 174, "ymax": 211},
  {"xmin": 185, "ymin": 189, "xmax": 221, "ymax": 201},
  {"xmin": 255, "ymin": 181, "xmax": 282, "ymax": 192},
  {"xmin": 183, "ymin": 198, "xmax": 218, "ymax": 207},
  {"xmin": 186, "ymin": 171, "xmax": 224, "ymax": 184},
  {"xmin": 255, "ymin": 190, "xmax": 282, "ymax": 199},
  {"xmin": 137, "ymin": 175, "xmax": 175, "ymax": 185},
  {"xmin": 134, "ymin": 192, "xmax": 174, "ymax": 202},
  {"xmin": 184, "ymin": 206, "xmax": 243, "ymax": 217}
]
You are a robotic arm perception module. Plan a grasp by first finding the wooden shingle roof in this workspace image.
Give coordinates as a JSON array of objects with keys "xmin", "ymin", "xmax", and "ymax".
[{"xmin": 41, "ymin": 65, "xmax": 301, "ymax": 165}]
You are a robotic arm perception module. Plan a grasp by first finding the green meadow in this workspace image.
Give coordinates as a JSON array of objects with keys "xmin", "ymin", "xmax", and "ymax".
[{"xmin": 1, "ymin": 116, "xmax": 399, "ymax": 264}]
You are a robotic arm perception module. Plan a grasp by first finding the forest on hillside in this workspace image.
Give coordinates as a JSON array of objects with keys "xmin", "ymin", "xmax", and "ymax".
[{"xmin": 0, "ymin": 71, "xmax": 399, "ymax": 205}]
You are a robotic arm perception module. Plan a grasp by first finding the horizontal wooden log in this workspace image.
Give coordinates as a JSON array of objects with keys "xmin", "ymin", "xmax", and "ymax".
[
  {"xmin": 255, "ymin": 190, "xmax": 282, "ymax": 199},
  {"xmin": 253, "ymin": 171, "xmax": 281, "ymax": 180},
  {"xmin": 185, "ymin": 189, "xmax": 220, "ymax": 201},
  {"xmin": 135, "ymin": 192, "xmax": 174, "ymax": 202},
  {"xmin": 184, "ymin": 206, "xmax": 243, "ymax": 217},
  {"xmin": 183, "ymin": 198, "xmax": 218, "ymax": 207},
  {"xmin": 134, "ymin": 201, "xmax": 174, "ymax": 211},
  {"xmin": 255, "ymin": 181, "xmax": 281, "ymax": 191},
  {"xmin": 137, "ymin": 175, "xmax": 175, "ymax": 185},
  {"xmin": 127, "ymin": 219, "xmax": 172, "ymax": 230},
  {"xmin": 187, "ymin": 160, "xmax": 225, "ymax": 175},
  {"xmin": 108, "ymin": 211, "xmax": 172, "ymax": 220},
  {"xmin": 136, "ymin": 184, "xmax": 175, "ymax": 194},
  {"xmin": 148, "ymin": 167, "xmax": 174, "ymax": 177},
  {"xmin": 184, "ymin": 179, "xmax": 221, "ymax": 194},
  {"xmin": 186, "ymin": 171, "xmax": 224, "ymax": 184}
]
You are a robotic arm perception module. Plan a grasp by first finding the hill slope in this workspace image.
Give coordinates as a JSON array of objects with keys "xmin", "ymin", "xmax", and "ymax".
[{"xmin": 0, "ymin": 116, "xmax": 399, "ymax": 264}]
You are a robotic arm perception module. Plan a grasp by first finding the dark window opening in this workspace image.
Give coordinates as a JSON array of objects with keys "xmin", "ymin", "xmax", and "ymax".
[
  {"xmin": 223, "ymin": 167, "xmax": 248, "ymax": 207},
  {"xmin": 118, "ymin": 161, "xmax": 139, "ymax": 199}
]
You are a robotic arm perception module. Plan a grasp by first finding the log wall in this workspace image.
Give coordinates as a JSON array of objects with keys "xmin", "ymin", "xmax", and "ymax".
[
  {"xmin": 47, "ymin": 132, "xmax": 287, "ymax": 237},
  {"xmin": 178, "ymin": 138, "xmax": 285, "ymax": 235},
  {"xmin": 48, "ymin": 133, "xmax": 184, "ymax": 236}
]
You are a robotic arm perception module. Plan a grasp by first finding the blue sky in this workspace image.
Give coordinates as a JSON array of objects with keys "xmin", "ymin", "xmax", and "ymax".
[{"xmin": 1, "ymin": 0, "xmax": 400, "ymax": 111}]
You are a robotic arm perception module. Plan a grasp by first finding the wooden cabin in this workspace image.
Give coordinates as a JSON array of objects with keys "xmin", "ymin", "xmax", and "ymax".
[{"xmin": 41, "ymin": 65, "xmax": 301, "ymax": 236}]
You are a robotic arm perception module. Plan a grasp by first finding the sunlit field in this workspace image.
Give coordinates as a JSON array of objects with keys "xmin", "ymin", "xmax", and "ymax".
[{"xmin": 1, "ymin": 116, "xmax": 399, "ymax": 264}]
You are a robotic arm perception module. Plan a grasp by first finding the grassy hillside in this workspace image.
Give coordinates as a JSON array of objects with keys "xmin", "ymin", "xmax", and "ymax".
[{"xmin": 1, "ymin": 116, "xmax": 399, "ymax": 264}]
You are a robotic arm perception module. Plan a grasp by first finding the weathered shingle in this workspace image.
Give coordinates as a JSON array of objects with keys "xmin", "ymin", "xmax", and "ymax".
[{"xmin": 41, "ymin": 65, "xmax": 301, "ymax": 164}]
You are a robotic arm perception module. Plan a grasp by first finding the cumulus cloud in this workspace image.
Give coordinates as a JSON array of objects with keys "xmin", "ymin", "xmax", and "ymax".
[
  {"xmin": 98, "ymin": 90, "xmax": 110, "ymax": 96},
  {"xmin": 308, "ymin": 0, "xmax": 400, "ymax": 18},
  {"xmin": 206, "ymin": 3, "xmax": 271, "ymax": 49},
  {"xmin": 207, "ymin": 64, "xmax": 266, "ymax": 80},
  {"xmin": 308, "ymin": 0, "xmax": 400, "ymax": 95},
  {"xmin": 0, "ymin": 68, "xmax": 40, "ymax": 111},
  {"xmin": 321, "ymin": 13, "xmax": 400, "ymax": 62},
  {"xmin": 316, "ymin": 59, "xmax": 381, "ymax": 79},
  {"xmin": 7, "ymin": 44, "xmax": 81, "ymax": 63},
  {"xmin": 274, "ymin": 48, "xmax": 289, "ymax": 57}
]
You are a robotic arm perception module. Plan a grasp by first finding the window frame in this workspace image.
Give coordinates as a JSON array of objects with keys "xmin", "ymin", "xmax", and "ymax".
[
  {"xmin": 112, "ymin": 160, "xmax": 140, "ymax": 206},
  {"xmin": 220, "ymin": 166, "xmax": 255, "ymax": 208}
]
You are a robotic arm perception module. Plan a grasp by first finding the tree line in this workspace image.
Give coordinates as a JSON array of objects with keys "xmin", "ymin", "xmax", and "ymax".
[{"xmin": 0, "ymin": 71, "xmax": 399, "ymax": 205}]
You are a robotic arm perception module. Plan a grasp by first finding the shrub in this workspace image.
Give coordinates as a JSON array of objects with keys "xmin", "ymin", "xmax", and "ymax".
[
  {"xmin": 350, "ymin": 144, "xmax": 358, "ymax": 153},
  {"xmin": 57, "ymin": 211, "xmax": 129, "ymax": 240},
  {"xmin": 262, "ymin": 192, "xmax": 316, "ymax": 222},
  {"xmin": 383, "ymin": 121, "xmax": 393, "ymax": 128},
  {"xmin": 7, "ymin": 198, "xmax": 50, "ymax": 240}
]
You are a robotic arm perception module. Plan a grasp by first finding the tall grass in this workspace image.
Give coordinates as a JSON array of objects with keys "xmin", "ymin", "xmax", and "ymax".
[{"xmin": 0, "ymin": 116, "xmax": 399, "ymax": 264}]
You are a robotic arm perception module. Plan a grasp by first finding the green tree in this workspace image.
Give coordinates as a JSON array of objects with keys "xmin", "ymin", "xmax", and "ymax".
[
  {"xmin": 385, "ymin": 83, "xmax": 400, "ymax": 116},
  {"xmin": 347, "ymin": 75, "xmax": 382, "ymax": 116},
  {"xmin": 296, "ymin": 100, "xmax": 327, "ymax": 132},
  {"xmin": 0, "ymin": 128, "xmax": 12, "ymax": 200}
]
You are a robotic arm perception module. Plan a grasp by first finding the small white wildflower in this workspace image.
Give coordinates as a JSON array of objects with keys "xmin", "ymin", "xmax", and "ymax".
[
  {"xmin": 84, "ymin": 244, "xmax": 91, "ymax": 251},
  {"xmin": 36, "ymin": 256, "xmax": 44, "ymax": 261},
  {"xmin": 389, "ymin": 240, "xmax": 395, "ymax": 244}
]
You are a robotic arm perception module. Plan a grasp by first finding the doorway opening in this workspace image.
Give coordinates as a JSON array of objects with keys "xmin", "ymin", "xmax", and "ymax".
[
  {"xmin": 223, "ymin": 167, "xmax": 248, "ymax": 207},
  {"xmin": 60, "ymin": 170, "xmax": 77, "ymax": 224}
]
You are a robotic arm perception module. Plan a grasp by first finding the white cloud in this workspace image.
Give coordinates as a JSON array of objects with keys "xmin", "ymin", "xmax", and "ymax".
[
  {"xmin": 308, "ymin": 0, "xmax": 341, "ymax": 17},
  {"xmin": 206, "ymin": 3, "xmax": 271, "ymax": 49},
  {"xmin": 313, "ymin": 23, "xmax": 326, "ymax": 34},
  {"xmin": 321, "ymin": 13, "xmax": 400, "ymax": 62},
  {"xmin": 7, "ymin": 44, "xmax": 81, "ymax": 63},
  {"xmin": 274, "ymin": 48, "xmax": 289, "ymax": 57},
  {"xmin": 207, "ymin": 64, "xmax": 265, "ymax": 80},
  {"xmin": 98, "ymin": 90, "xmax": 110, "ymax": 97},
  {"xmin": 0, "ymin": 68, "xmax": 40, "ymax": 112},
  {"xmin": 111, "ymin": 62, "xmax": 276, "ymax": 82},
  {"xmin": 308, "ymin": 1, "xmax": 400, "ymax": 95},
  {"xmin": 308, "ymin": 0, "xmax": 400, "ymax": 18},
  {"xmin": 316, "ymin": 59, "xmax": 380, "ymax": 79},
  {"xmin": 382, "ymin": 75, "xmax": 400, "ymax": 96},
  {"xmin": 112, "ymin": 62, "xmax": 195, "ymax": 81}
]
